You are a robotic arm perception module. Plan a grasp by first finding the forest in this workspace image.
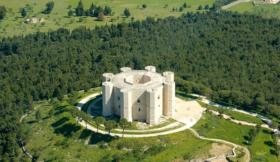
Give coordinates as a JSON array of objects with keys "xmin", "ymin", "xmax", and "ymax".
[{"xmin": 1, "ymin": 11, "xmax": 280, "ymax": 160}]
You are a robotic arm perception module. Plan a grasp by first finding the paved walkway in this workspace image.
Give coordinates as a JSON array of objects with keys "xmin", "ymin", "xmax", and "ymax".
[
  {"xmin": 221, "ymin": 0, "xmax": 252, "ymax": 10},
  {"xmin": 79, "ymin": 120, "xmax": 189, "ymax": 138},
  {"xmin": 114, "ymin": 122, "xmax": 182, "ymax": 133},
  {"xmin": 76, "ymin": 92, "xmax": 101, "ymax": 110}
]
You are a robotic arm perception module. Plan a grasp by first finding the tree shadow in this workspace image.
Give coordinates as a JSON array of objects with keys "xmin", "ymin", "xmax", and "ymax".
[
  {"xmin": 264, "ymin": 140, "xmax": 274, "ymax": 147},
  {"xmin": 262, "ymin": 129, "xmax": 272, "ymax": 135},
  {"xmin": 54, "ymin": 105, "xmax": 68, "ymax": 115},
  {"xmin": 26, "ymin": 120, "xmax": 37, "ymax": 124},
  {"xmin": 270, "ymin": 149, "xmax": 278, "ymax": 156},
  {"xmin": 51, "ymin": 117, "xmax": 69, "ymax": 128},
  {"xmin": 89, "ymin": 132, "xmax": 116, "ymax": 144},
  {"xmin": 54, "ymin": 123, "xmax": 81, "ymax": 137},
  {"xmin": 79, "ymin": 129, "xmax": 92, "ymax": 139},
  {"xmin": 176, "ymin": 91, "xmax": 199, "ymax": 99}
]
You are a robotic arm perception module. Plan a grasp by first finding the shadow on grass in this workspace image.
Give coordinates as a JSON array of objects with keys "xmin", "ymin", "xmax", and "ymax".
[
  {"xmin": 54, "ymin": 105, "xmax": 69, "ymax": 115},
  {"xmin": 176, "ymin": 91, "xmax": 199, "ymax": 100},
  {"xmin": 26, "ymin": 120, "xmax": 37, "ymax": 124},
  {"xmin": 89, "ymin": 132, "xmax": 116, "ymax": 144},
  {"xmin": 262, "ymin": 129, "xmax": 272, "ymax": 135},
  {"xmin": 264, "ymin": 140, "xmax": 274, "ymax": 147},
  {"xmin": 79, "ymin": 129, "xmax": 92, "ymax": 139},
  {"xmin": 54, "ymin": 123, "xmax": 81, "ymax": 137},
  {"xmin": 51, "ymin": 117, "xmax": 69, "ymax": 128},
  {"xmin": 270, "ymin": 149, "xmax": 278, "ymax": 155}
]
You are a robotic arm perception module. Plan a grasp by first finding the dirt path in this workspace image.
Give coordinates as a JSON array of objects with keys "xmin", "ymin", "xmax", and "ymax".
[
  {"xmin": 189, "ymin": 128, "xmax": 251, "ymax": 162},
  {"xmin": 221, "ymin": 0, "xmax": 252, "ymax": 10},
  {"xmin": 208, "ymin": 109, "xmax": 276, "ymax": 132},
  {"xmin": 19, "ymin": 113, "xmax": 33, "ymax": 160}
]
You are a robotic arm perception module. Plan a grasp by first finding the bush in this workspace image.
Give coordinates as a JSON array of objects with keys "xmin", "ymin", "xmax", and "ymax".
[
  {"xmin": 43, "ymin": 1, "xmax": 55, "ymax": 14},
  {"xmin": 123, "ymin": 8, "xmax": 130, "ymax": 17},
  {"xmin": 0, "ymin": 6, "xmax": 7, "ymax": 20}
]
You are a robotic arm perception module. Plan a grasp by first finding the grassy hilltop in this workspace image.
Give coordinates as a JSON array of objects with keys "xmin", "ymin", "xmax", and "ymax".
[{"xmin": 0, "ymin": 0, "xmax": 215, "ymax": 37}]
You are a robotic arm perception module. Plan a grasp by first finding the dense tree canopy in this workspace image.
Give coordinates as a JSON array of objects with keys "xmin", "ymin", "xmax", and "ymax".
[{"xmin": 1, "ymin": 11, "xmax": 280, "ymax": 160}]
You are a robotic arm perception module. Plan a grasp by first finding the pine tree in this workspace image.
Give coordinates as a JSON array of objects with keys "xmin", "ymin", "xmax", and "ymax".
[
  {"xmin": 104, "ymin": 6, "xmax": 112, "ymax": 16},
  {"xmin": 87, "ymin": 3, "xmax": 96, "ymax": 17},
  {"xmin": 43, "ymin": 1, "xmax": 55, "ymax": 14},
  {"xmin": 20, "ymin": 8, "xmax": 27, "ymax": 17},
  {"xmin": 123, "ymin": 8, "xmax": 130, "ymax": 17},
  {"xmin": 75, "ymin": 0, "xmax": 84, "ymax": 16}
]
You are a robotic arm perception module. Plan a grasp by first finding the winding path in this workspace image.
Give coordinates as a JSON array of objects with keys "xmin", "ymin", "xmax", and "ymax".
[{"xmin": 189, "ymin": 128, "xmax": 250, "ymax": 162}]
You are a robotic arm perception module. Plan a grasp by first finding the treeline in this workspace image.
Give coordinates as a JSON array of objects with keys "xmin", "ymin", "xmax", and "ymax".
[{"xmin": 1, "ymin": 11, "xmax": 280, "ymax": 160}]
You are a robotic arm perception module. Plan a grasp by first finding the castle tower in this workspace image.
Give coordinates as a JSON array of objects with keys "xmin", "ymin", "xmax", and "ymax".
[
  {"xmin": 145, "ymin": 66, "xmax": 156, "ymax": 72},
  {"xmin": 102, "ymin": 73, "xmax": 114, "ymax": 116},
  {"xmin": 163, "ymin": 71, "xmax": 175, "ymax": 117}
]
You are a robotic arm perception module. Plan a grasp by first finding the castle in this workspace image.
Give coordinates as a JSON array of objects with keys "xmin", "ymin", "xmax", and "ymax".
[{"xmin": 102, "ymin": 66, "xmax": 175, "ymax": 125}]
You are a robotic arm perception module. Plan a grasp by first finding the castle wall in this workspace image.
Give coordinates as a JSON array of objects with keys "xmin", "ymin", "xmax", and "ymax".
[
  {"xmin": 146, "ymin": 85, "xmax": 163, "ymax": 125},
  {"xmin": 131, "ymin": 90, "xmax": 147, "ymax": 122},
  {"xmin": 113, "ymin": 87, "xmax": 122, "ymax": 116}
]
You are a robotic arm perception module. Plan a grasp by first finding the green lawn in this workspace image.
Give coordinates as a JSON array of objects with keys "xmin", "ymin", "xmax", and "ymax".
[
  {"xmin": 0, "ymin": 0, "xmax": 215, "ymax": 38},
  {"xmin": 228, "ymin": 2, "xmax": 280, "ymax": 19},
  {"xmin": 21, "ymin": 99, "xmax": 216, "ymax": 161},
  {"xmin": 193, "ymin": 112, "xmax": 252, "ymax": 145},
  {"xmin": 193, "ymin": 112, "xmax": 279, "ymax": 162},
  {"xmin": 198, "ymin": 101, "xmax": 263, "ymax": 124},
  {"xmin": 250, "ymin": 129, "xmax": 279, "ymax": 162},
  {"xmin": 228, "ymin": 2, "xmax": 255, "ymax": 13}
]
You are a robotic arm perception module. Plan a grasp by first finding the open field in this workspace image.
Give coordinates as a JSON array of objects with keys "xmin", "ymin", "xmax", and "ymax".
[
  {"xmin": 0, "ymin": 0, "xmax": 215, "ymax": 38},
  {"xmin": 193, "ymin": 112, "xmax": 279, "ymax": 162},
  {"xmin": 228, "ymin": 2, "xmax": 280, "ymax": 19}
]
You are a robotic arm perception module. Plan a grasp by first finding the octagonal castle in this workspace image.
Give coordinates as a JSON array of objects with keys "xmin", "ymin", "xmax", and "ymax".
[{"xmin": 102, "ymin": 66, "xmax": 175, "ymax": 125}]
